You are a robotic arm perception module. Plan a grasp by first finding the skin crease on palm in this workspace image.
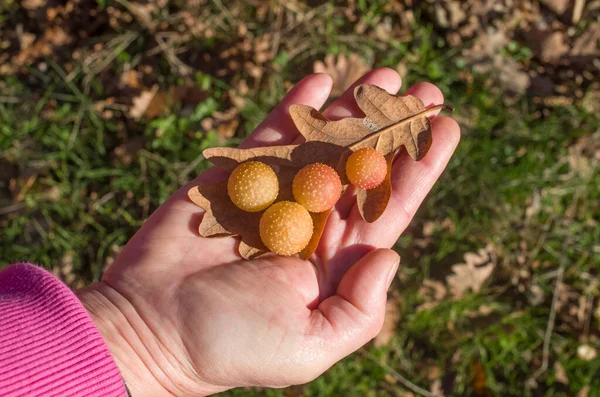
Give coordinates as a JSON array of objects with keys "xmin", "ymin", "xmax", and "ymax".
[{"xmin": 76, "ymin": 68, "xmax": 461, "ymax": 397}]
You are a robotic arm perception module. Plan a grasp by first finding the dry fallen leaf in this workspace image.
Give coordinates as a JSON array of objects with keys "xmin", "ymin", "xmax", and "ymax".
[
  {"xmin": 113, "ymin": 137, "xmax": 145, "ymax": 165},
  {"xmin": 19, "ymin": 32, "xmax": 36, "ymax": 50},
  {"xmin": 446, "ymin": 244, "xmax": 496, "ymax": 299},
  {"xmin": 130, "ymin": 85, "xmax": 209, "ymax": 120},
  {"xmin": 292, "ymin": 85, "xmax": 433, "ymax": 161},
  {"xmin": 540, "ymin": 0, "xmax": 571, "ymax": 14},
  {"xmin": 130, "ymin": 86, "xmax": 159, "ymax": 120},
  {"xmin": 434, "ymin": 1, "xmax": 466, "ymax": 28},
  {"xmin": 22, "ymin": 0, "xmax": 45, "ymax": 9},
  {"xmin": 15, "ymin": 27, "xmax": 72, "ymax": 67},
  {"xmin": 420, "ymin": 279, "xmax": 447, "ymax": 300},
  {"xmin": 120, "ymin": 70, "xmax": 141, "ymax": 89},
  {"xmin": 217, "ymin": 120, "xmax": 239, "ymax": 138},
  {"xmin": 417, "ymin": 279, "xmax": 447, "ymax": 311},
  {"xmin": 188, "ymin": 84, "xmax": 450, "ymax": 259},
  {"xmin": 313, "ymin": 53, "xmax": 371, "ymax": 98},
  {"xmin": 577, "ymin": 386, "xmax": 590, "ymax": 397},
  {"xmin": 472, "ymin": 358, "xmax": 487, "ymax": 396},
  {"xmin": 524, "ymin": 28, "xmax": 569, "ymax": 62},
  {"xmin": 570, "ymin": 21, "xmax": 600, "ymax": 58},
  {"xmin": 430, "ymin": 379, "xmax": 444, "ymax": 397},
  {"xmin": 463, "ymin": 29, "xmax": 530, "ymax": 97},
  {"xmin": 553, "ymin": 361, "xmax": 569, "ymax": 385}
]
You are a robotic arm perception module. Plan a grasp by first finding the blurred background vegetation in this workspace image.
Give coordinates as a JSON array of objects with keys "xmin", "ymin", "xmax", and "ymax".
[{"xmin": 1, "ymin": 0, "xmax": 599, "ymax": 396}]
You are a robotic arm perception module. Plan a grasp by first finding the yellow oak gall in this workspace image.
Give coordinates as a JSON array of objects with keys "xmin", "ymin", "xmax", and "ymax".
[
  {"xmin": 259, "ymin": 201, "xmax": 313, "ymax": 255},
  {"xmin": 227, "ymin": 161, "xmax": 279, "ymax": 212},
  {"xmin": 346, "ymin": 148, "xmax": 387, "ymax": 190},
  {"xmin": 292, "ymin": 163, "xmax": 342, "ymax": 213}
]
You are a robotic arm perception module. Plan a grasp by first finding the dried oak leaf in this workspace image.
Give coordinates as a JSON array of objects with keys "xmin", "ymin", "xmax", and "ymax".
[
  {"xmin": 578, "ymin": 386, "xmax": 590, "ymax": 397},
  {"xmin": 130, "ymin": 85, "xmax": 209, "ymax": 120},
  {"xmin": 188, "ymin": 84, "xmax": 448, "ymax": 259},
  {"xmin": 313, "ymin": 53, "xmax": 371, "ymax": 98},
  {"xmin": 291, "ymin": 85, "xmax": 437, "ymax": 222},
  {"xmin": 554, "ymin": 361, "xmax": 569, "ymax": 385},
  {"xmin": 190, "ymin": 142, "xmax": 345, "ymax": 259},
  {"xmin": 446, "ymin": 244, "xmax": 496, "ymax": 299}
]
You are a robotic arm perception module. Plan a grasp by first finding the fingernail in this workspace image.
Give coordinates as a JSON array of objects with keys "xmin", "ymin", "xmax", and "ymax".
[{"xmin": 386, "ymin": 260, "xmax": 400, "ymax": 289}]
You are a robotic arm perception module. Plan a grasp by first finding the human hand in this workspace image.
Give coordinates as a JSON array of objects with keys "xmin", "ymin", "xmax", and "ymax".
[{"xmin": 77, "ymin": 68, "xmax": 460, "ymax": 396}]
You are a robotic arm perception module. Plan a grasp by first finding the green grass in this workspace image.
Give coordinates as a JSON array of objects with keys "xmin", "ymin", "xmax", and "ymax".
[{"xmin": 1, "ymin": 1, "xmax": 599, "ymax": 395}]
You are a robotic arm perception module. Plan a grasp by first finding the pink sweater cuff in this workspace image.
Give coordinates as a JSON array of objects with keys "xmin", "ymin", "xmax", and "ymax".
[{"xmin": 0, "ymin": 263, "xmax": 127, "ymax": 397}]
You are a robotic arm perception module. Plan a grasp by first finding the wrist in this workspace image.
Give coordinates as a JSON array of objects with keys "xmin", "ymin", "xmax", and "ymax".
[{"xmin": 77, "ymin": 282, "xmax": 175, "ymax": 397}]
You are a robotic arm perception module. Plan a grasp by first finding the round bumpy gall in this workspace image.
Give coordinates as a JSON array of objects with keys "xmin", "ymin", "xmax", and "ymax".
[
  {"xmin": 345, "ymin": 148, "xmax": 387, "ymax": 190},
  {"xmin": 227, "ymin": 161, "xmax": 279, "ymax": 212},
  {"xmin": 259, "ymin": 201, "xmax": 313, "ymax": 255},
  {"xmin": 292, "ymin": 163, "xmax": 342, "ymax": 213}
]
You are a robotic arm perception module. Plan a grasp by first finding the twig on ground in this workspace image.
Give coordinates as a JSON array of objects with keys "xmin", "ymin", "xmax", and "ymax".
[
  {"xmin": 582, "ymin": 292, "xmax": 594, "ymax": 339},
  {"xmin": 0, "ymin": 96, "xmax": 20, "ymax": 103},
  {"xmin": 178, "ymin": 153, "xmax": 206, "ymax": 185},
  {"xmin": 212, "ymin": 0, "xmax": 236, "ymax": 27},
  {"xmin": 360, "ymin": 349, "xmax": 432, "ymax": 397},
  {"xmin": 68, "ymin": 105, "xmax": 86, "ymax": 149},
  {"xmin": 90, "ymin": 192, "xmax": 116, "ymax": 213},
  {"xmin": 144, "ymin": 32, "xmax": 189, "ymax": 57},
  {"xmin": 270, "ymin": 4, "xmax": 284, "ymax": 60},
  {"xmin": 84, "ymin": 32, "xmax": 138, "ymax": 87},
  {"xmin": 66, "ymin": 31, "xmax": 138, "ymax": 84},
  {"xmin": 527, "ymin": 242, "xmax": 568, "ymax": 387},
  {"xmin": 572, "ymin": 0, "xmax": 585, "ymax": 24},
  {"xmin": 115, "ymin": 0, "xmax": 155, "ymax": 31},
  {"xmin": 524, "ymin": 217, "xmax": 554, "ymax": 270},
  {"xmin": 0, "ymin": 203, "xmax": 26, "ymax": 216},
  {"xmin": 155, "ymin": 33, "xmax": 193, "ymax": 76},
  {"xmin": 286, "ymin": 42, "xmax": 312, "ymax": 62}
]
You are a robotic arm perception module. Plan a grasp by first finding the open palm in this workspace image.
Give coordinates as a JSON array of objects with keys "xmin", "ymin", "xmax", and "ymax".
[{"xmin": 79, "ymin": 68, "xmax": 460, "ymax": 397}]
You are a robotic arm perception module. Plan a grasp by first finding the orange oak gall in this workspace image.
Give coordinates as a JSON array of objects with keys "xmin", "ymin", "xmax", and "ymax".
[
  {"xmin": 227, "ymin": 161, "xmax": 279, "ymax": 212},
  {"xmin": 292, "ymin": 163, "xmax": 342, "ymax": 213},
  {"xmin": 259, "ymin": 201, "xmax": 313, "ymax": 255},
  {"xmin": 346, "ymin": 148, "xmax": 387, "ymax": 190}
]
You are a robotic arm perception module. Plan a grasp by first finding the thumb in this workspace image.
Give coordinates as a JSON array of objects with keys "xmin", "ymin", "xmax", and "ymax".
[{"xmin": 314, "ymin": 248, "xmax": 400, "ymax": 360}]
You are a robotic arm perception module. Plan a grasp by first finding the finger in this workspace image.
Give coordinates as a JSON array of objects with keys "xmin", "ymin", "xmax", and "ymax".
[
  {"xmin": 404, "ymin": 82, "xmax": 445, "ymax": 109},
  {"xmin": 239, "ymin": 73, "xmax": 333, "ymax": 148},
  {"xmin": 308, "ymin": 249, "xmax": 399, "ymax": 361},
  {"xmin": 346, "ymin": 115, "xmax": 461, "ymax": 247}
]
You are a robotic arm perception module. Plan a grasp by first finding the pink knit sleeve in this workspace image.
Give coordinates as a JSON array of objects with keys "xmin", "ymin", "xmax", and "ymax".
[{"xmin": 0, "ymin": 263, "xmax": 128, "ymax": 397}]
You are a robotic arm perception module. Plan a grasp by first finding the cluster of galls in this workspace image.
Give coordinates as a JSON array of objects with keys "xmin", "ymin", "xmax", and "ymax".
[{"xmin": 227, "ymin": 148, "xmax": 387, "ymax": 255}]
